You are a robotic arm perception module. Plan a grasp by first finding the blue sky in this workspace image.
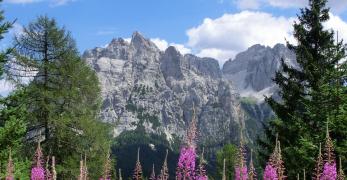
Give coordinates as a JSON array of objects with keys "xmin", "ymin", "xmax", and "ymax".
[
  {"xmin": 2, "ymin": 0, "xmax": 347, "ymax": 96},
  {"xmin": 4, "ymin": 0, "xmax": 347, "ymax": 62}
]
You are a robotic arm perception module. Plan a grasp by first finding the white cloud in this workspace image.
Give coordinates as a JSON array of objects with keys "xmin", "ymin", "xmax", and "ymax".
[
  {"xmin": 267, "ymin": 0, "xmax": 306, "ymax": 8},
  {"xmin": 5, "ymin": 0, "xmax": 75, "ymax": 6},
  {"xmin": 0, "ymin": 79, "xmax": 14, "ymax": 97},
  {"xmin": 187, "ymin": 11, "xmax": 296, "ymax": 64},
  {"xmin": 11, "ymin": 23, "xmax": 23, "ymax": 36},
  {"xmin": 170, "ymin": 43, "xmax": 191, "ymax": 55},
  {"xmin": 196, "ymin": 48, "xmax": 237, "ymax": 65},
  {"xmin": 150, "ymin": 38, "xmax": 191, "ymax": 55},
  {"xmin": 232, "ymin": 0, "xmax": 347, "ymax": 13},
  {"xmin": 124, "ymin": 38, "xmax": 131, "ymax": 43},
  {"xmin": 50, "ymin": 0, "xmax": 75, "ymax": 6},
  {"xmin": 324, "ymin": 13, "xmax": 347, "ymax": 42},
  {"xmin": 4, "ymin": 0, "xmax": 42, "ymax": 4},
  {"xmin": 235, "ymin": 0, "xmax": 261, "ymax": 10},
  {"xmin": 186, "ymin": 10, "xmax": 347, "ymax": 66},
  {"xmin": 150, "ymin": 38, "xmax": 169, "ymax": 51}
]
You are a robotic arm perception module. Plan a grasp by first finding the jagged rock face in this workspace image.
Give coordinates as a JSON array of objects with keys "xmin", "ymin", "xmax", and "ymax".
[
  {"xmin": 83, "ymin": 32, "xmax": 248, "ymax": 146},
  {"xmin": 222, "ymin": 44, "xmax": 296, "ymax": 101}
]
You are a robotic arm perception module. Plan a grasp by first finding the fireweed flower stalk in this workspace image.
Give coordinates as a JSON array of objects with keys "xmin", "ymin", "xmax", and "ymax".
[
  {"xmin": 321, "ymin": 163, "xmax": 337, "ymax": 180},
  {"xmin": 31, "ymin": 143, "xmax": 45, "ymax": 180},
  {"xmin": 133, "ymin": 148, "xmax": 143, "ymax": 180},
  {"xmin": 320, "ymin": 123, "xmax": 337, "ymax": 180},
  {"xmin": 100, "ymin": 150, "xmax": 112, "ymax": 180},
  {"xmin": 176, "ymin": 104, "xmax": 198, "ymax": 180},
  {"xmin": 313, "ymin": 143, "xmax": 323, "ymax": 180},
  {"xmin": 150, "ymin": 164, "xmax": 156, "ymax": 180},
  {"xmin": 196, "ymin": 148, "xmax": 208, "ymax": 180},
  {"xmin": 177, "ymin": 147, "xmax": 196, "ymax": 179},
  {"xmin": 263, "ymin": 137, "xmax": 285, "ymax": 180},
  {"xmin": 158, "ymin": 150, "xmax": 169, "ymax": 180},
  {"xmin": 235, "ymin": 132, "xmax": 247, "ymax": 180},
  {"xmin": 264, "ymin": 164, "xmax": 278, "ymax": 180},
  {"xmin": 6, "ymin": 149, "xmax": 14, "ymax": 180},
  {"xmin": 248, "ymin": 150, "xmax": 257, "ymax": 180},
  {"xmin": 337, "ymin": 157, "xmax": 345, "ymax": 180},
  {"xmin": 45, "ymin": 156, "xmax": 52, "ymax": 180}
]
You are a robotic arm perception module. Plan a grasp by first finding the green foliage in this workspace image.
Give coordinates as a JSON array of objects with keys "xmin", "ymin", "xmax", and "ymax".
[
  {"xmin": 112, "ymin": 129, "xmax": 179, "ymax": 179},
  {"xmin": 240, "ymin": 97, "xmax": 257, "ymax": 105},
  {"xmin": 5, "ymin": 16, "xmax": 111, "ymax": 179},
  {"xmin": 0, "ymin": 1, "xmax": 12, "ymax": 77},
  {"xmin": 125, "ymin": 99, "xmax": 160, "ymax": 129},
  {"xmin": 260, "ymin": 0, "xmax": 347, "ymax": 178},
  {"xmin": 0, "ymin": 91, "xmax": 31, "ymax": 179},
  {"xmin": 216, "ymin": 144, "xmax": 238, "ymax": 180}
]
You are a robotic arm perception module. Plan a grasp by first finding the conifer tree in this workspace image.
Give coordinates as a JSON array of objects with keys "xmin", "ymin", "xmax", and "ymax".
[
  {"xmin": 0, "ymin": 0, "xmax": 30, "ymax": 178},
  {"xmin": 261, "ymin": 0, "xmax": 347, "ymax": 177},
  {"xmin": 6, "ymin": 16, "xmax": 110, "ymax": 178},
  {"xmin": 216, "ymin": 144, "xmax": 238, "ymax": 180}
]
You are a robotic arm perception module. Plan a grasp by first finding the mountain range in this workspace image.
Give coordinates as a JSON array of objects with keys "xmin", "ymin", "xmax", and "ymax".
[{"xmin": 82, "ymin": 32, "xmax": 296, "ymax": 148}]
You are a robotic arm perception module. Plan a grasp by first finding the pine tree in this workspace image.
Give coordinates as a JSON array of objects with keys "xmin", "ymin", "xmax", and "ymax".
[
  {"xmin": 261, "ymin": 0, "xmax": 347, "ymax": 177},
  {"xmin": 6, "ymin": 16, "xmax": 110, "ymax": 178}
]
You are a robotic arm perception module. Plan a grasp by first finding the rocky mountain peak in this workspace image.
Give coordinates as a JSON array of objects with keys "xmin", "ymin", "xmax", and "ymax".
[
  {"xmin": 131, "ymin": 31, "xmax": 158, "ymax": 51},
  {"xmin": 165, "ymin": 46, "xmax": 181, "ymax": 57},
  {"xmin": 83, "ymin": 32, "xmax": 251, "ymax": 147},
  {"xmin": 222, "ymin": 43, "xmax": 296, "ymax": 101},
  {"xmin": 109, "ymin": 38, "xmax": 129, "ymax": 47}
]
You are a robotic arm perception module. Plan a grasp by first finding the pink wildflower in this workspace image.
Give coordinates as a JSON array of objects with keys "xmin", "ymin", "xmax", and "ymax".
[{"xmin": 321, "ymin": 162, "xmax": 337, "ymax": 180}]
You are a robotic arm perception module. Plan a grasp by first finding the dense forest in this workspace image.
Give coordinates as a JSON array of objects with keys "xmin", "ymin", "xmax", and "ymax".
[{"xmin": 0, "ymin": 0, "xmax": 346, "ymax": 179}]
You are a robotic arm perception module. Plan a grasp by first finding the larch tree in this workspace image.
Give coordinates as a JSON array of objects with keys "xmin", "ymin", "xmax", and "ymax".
[{"xmin": 6, "ymin": 16, "xmax": 111, "ymax": 178}]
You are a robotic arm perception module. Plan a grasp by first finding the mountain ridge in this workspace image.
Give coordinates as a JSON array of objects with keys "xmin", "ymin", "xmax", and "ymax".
[{"xmin": 82, "ymin": 32, "xmax": 296, "ymax": 149}]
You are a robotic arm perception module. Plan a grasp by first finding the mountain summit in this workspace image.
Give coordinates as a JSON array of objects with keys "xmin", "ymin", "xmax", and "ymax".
[{"xmin": 82, "ymin": 32, "xmax": 296, "ymax": 148}]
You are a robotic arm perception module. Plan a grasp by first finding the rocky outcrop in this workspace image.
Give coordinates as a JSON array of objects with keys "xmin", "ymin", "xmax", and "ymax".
[
  {"xmin": 83, "ymin": 32, "xmax": 249, "ymax": 146},
  {"xmin": 223, "ymin": 44, "xmax": 296, "ymax": 100}
]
